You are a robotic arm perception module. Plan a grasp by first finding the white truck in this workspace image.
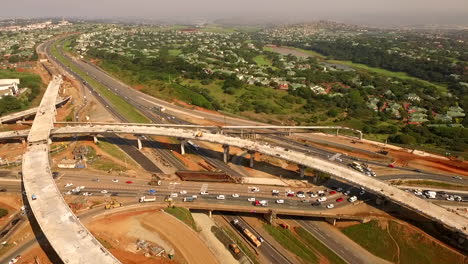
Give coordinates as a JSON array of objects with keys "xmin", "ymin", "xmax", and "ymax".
[{"xmin": 139, "ymin": 196, "xmax": 156, "ymax": 203}]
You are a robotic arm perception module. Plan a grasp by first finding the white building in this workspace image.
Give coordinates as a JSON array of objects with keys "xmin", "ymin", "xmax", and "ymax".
[{"xmin": 0, "ymin": 79, "xmax": 20, "ymax": 98}]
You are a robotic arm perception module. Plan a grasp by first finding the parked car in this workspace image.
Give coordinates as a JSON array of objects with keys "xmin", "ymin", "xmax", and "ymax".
[
  {"xmin": 318, "ymin": 197, "xmax": 327, "ymax": 202},
  {"xmin": 287, "ymin": 193, "xmax": 295, "ymax": 197},
  {"xmin": 309, "ymin": 192, "xmax": 318, "ymax": 198},
  {"xmin": 359, "ymin": 190, "xmax": 366, "ymax": 195},
  {"xmin": 296, "ymin": 193, "xmax": 306, "ymax": 198},
  {"xmin": 329, "ymin": 191, "xmax": 336, "ymax": 194},
  {"xmin": 336, "ymin": 198, "xmax": 344, "ymax": 202}
]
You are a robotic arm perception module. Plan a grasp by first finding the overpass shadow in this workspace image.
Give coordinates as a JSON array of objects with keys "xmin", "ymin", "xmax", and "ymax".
[{"xmin": 21, "ymin": 181, "xmax": 64, "ymax": 264}]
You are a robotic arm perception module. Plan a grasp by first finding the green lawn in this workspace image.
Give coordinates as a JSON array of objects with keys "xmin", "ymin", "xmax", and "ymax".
[
  {"xmin": 51, "ymin": 39, "xmax": 150, "ymax": 123},
  {"xmin": 341, "ymin": 220, "xmax": 398, "ymax": 262},
  {"xmin": 168, "ymin": 49, "xmax": 181, "ymax": 56},
  {"xmin": 342, "ymin": 220, "xmax": 465, "ymax": 264},
  {"xmin": 253, "ymin": 55, "xmax": 273, "ymax": 67},
  {"xmin": 388, "ymin": 221, "xmax": 465, "ymax": 264},
  {"xmin": 98, "ymin": 140, "xmax": 136, "ymax": 167},
  {"xmin": 263, "ymin": 46, "xmax": 325, "ymax": 58},
  {"xmin": 164, "ymin": 206, "xmax": 199, "ymax": 231},
  {"xmin": 264, "ymin": 224, "xmax": 319, "ymax": 263},
  {"xmin": 295, "ymin": 227, "xmax": 346, "ymax": 264}
]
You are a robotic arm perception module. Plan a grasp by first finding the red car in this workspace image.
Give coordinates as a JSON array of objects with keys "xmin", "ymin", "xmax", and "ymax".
[
  {"xmin": 125, "ymin": 180, "xmax": 133, "ymax": 184},
  {"xmin": 329, "ymin": 190, "xmax": 337, "ymax": 194},
  {"xmin": 336, "ymin": 197, "xmax": 344, "ymax": 202},
  {"xmin": 387, "ymin": 164, "xmax": 395, "ymax": 168},
  {"xmin": 287, "ymin": 193, "xmax": 294, "ymax": 197}
]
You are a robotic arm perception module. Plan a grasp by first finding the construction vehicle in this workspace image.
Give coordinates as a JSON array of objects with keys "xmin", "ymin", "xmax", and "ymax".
[
  {"xmin": 104, "ymin": 199, "xmax": 122, "ymax": 209},
  {"xmin": 194, "ymin": 131, "xmax": 203, "ymax": 137},
  {"xmin": 164, "ymin": 196, "xmax": 173, "ymax": 202},
  {"xmin": 231, "ymin": 219, "xmax": 261, "ymax": 247},
  {"xmin": 139, "ymin": 196, "xmax": 156, "ymax": 203},
  {"xmin": 229, "ymin": 243, "xmax": 240, "ymax": 255}
]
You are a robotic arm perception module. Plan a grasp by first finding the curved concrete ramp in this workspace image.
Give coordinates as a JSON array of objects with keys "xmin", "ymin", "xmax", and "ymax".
[
  {"xmin": 22, "ymin": 76, "xmax": 121, "ymax": 264},
  {"xmin": 51, "ymin": 124, "xmax": 468, "ymax": 237}
]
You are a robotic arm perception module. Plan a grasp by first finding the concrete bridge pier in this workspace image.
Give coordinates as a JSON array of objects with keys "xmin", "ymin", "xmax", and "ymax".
[
  {"xmin": 180, "ymin": 139, "xmax": 187, "ymax": 155},
  {"xmin": 93, "ymin": 135, "xmax": 99, "ymax": 144},
  {"xmin": 248, "ymin": 150, "xmax": 255, "ymax": 168},
  {"xmin": 208, "ymin": 210, "xmax": 212, "ymax": 218},
  {"xmin": 223, "ymin": 144, "xmax": 230, "ymax": 163},
  {"xmin": 264, "ymin": 210, "xmax": 277, "ymax": 224},
  {"xmin": 325, "ymin": 218, "xmax": 336, "ymax": 226},
  {"xmin": 137, "ymin": 137, "xmax": 142, "ymax": 150},
  {"xmin": 21, "ymin": 138, "xmax": 26, "ymax": 146},
  {"xmin": 336, "ymin": 128, "xmax": 340, "ymax": 136},
  {"xmin": 298, "ymin": 165, "xmax": 305, "ymax": 178}
]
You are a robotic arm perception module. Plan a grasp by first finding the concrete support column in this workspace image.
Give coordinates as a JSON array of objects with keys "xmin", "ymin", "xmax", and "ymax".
[
  {"xmin": 21, "ymin": 138, "xmax": 26, "ymax": 146},
  {"xmin": 137, "ymin": 138, "xmax": 142, "ymax": 150},
  {"xmin": 180, "ymin": 139, "xmax": 187, "ymax": 155},
  {"xmin": 248, "ymin": 150, "xmax": 255, "ymax": 168},
  {"xmin": 336, "ymin": 128, "xmax": 340, "ymax": 136},
  {"xmin": 299, "ymin": 165, "xmax": 305, "ymax": 178},
  {"xmin": 208, "ymin": 210, "xmax": 212, "ymax": 218},
  {"xmin": 325, "ymin": 218, "xmax": 336, "ymax": 226},
  {"xmin": 359, "ymin": 132, "xmax": 363, "ymax": 140},
  {"xmin": 48, "ymin": 138, "xmax": 52, "ymax": 145},
  {"xmin": 222, "ymin": 144, "xmax": 230, "ymax": 163},
  {"xmin": 93, "ymin": 136, "xmax": 98, "ymax": 144}
]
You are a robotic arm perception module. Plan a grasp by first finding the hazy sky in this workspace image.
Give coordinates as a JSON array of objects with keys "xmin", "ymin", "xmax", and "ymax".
[{"xmin": 3, "ymin": 0, "xmax": 468, "ymax": 25}]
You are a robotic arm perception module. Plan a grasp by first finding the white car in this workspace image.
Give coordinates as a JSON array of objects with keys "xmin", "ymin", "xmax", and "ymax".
[
  {"xmin": 64, "ymin": 183, "xmax": 73, "ymax": 187},
  {"xmin": 170, "ymin": 193, "xmax": 178, "ymax": 198},
  {"xmin": 179, "ymin": 190, "xmax": 187, "ymax": 194},
  {"xmin": 82, "ymin": 192, "xmax": 92, "ymax": 196},
  {"xmin": 317, "ymin": 190, "xmax": 324, "ymax": 195},
  {"xmin": 79, "ymin": 186, "xmax": 85, "ymax": 189},
  {"xmin": 276, "ymin": 199, "xmax": 284, "ymax": 204},
  {"xmin": 232, "ymin": 193, "xmax": 239, "ymax": 198},
  {"xmin": 318, "ymin": 197, "xmax": 327, "ymax": 202},
  {"xmin": 251, "ymin": 187, "xmax": 260, "ymax": 192},
  {"xmin": 217, "ymin": 195, "xmax": 225, "ymax": 200},
  {"xmin": 326, "ymin": 204, "xmax": 335, "ymax": 209},
  {"xmin": 297, "ymin": 193, "xmax": 306, "ymax": 198},
  {"xmin": 247, "ymin": 197, "xmax": 256, "ymax": 202},
  {"xmin": 200, "ymin": 191, "xmax": 209, "ymax": 195},
  {"xmin": 112, "ymin": 179, "xmax": 119, "ymax": 183},
  {"xmin": 100, "ymin": 190, "xmax": 108, "ymax": 194},
  {"xmin": 446, "ymin": 195, "xmax": 455, "ymax": 201},
  {"xmin": 414, "ymin": 191, "xmax": 423, "ymax": 196},
  {"xmin": 310, "ymin": 193, "xmax": 318, "ymax": 198}
]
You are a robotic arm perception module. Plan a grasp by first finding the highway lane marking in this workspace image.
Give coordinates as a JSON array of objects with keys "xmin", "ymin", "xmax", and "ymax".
[{"xmin": 139, "ymin": 97, "xmax": 205, "ymax": 120}]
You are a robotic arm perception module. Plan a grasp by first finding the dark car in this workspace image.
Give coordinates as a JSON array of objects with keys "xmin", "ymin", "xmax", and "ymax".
[
  {"xmin": 0, "ymin": 188, "xmax": 6, "ymax": 192},
  {"xmin": 311, "ymin": 201, "xmax": 321, "ymax": 206}
]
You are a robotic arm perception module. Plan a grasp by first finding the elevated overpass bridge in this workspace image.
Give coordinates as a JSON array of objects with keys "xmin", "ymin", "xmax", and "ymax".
[
  {"xmin": 0, "ymin": 97, "xmax": 70, "ymax": 125},
  {"xmin": 20, "ymin": 122, "xmax": 468, "ymax": 237},
  {"xmin": 21, "ymin": 76, "xmax": 121, "ymax": 264}
]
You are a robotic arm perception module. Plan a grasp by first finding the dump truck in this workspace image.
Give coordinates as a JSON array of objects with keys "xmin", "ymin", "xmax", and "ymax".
[
  {"xmin": 105, "ymin": 200, "xmax": 122, "ymax": 209},
  {"xmin": 139, "ymin": 196, "xmax": 156, "ymax": 203}
]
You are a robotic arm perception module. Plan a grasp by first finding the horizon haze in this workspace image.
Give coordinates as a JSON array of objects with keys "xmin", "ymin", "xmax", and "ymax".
[{"xmin": 2, "ymin": 0, "xmax": 468, "ymax": 27}]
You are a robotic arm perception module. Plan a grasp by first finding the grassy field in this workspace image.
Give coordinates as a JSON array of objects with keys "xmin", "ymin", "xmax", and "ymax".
[
  {"xmin": 98, "ymin": 140, "xmax": 136, "ymax": 167},
  {"xmin": 327, "ymin": 59, "xmax": 447, "ymax": 93},
  {"xmin": 341, "ymin": 220, "xmax": 398, "ymax": 262},
  {"xmin": 263, "ymin": 46, "xmax": 325, "ymax": 58},
  {"xmin": 264, "ymin": 224, "xmax": 319, "ymax": 263},
  {"xmin": 168, "ymin": 49, "xmax": 181, "ymax": 56},
  {"xmin": 295, "ymin": 227, "xmax": 346, "ymax": 264},
  {"xmin": 253, "ymin": 55, "xmax": 273, "ymax": 67},
  {"xmin": 392, "ymin": 180, "xmax": 468, "ymax": 191},
  {"xmin": 164, "ymin": 206, "xmax": 199, "ymax": 231},
  {"xmin": 51, "ymin": 40, "xmax": 149, "ymax": 123},
  {"xmin": 342, "ymin": 220, "xmax": 465, "ymax": 264}
]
